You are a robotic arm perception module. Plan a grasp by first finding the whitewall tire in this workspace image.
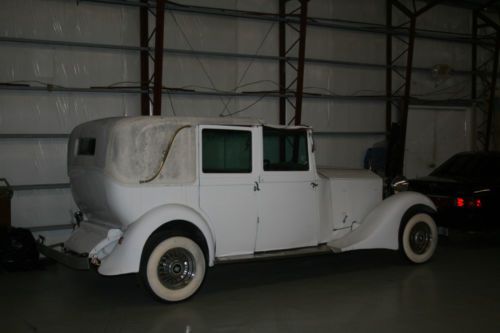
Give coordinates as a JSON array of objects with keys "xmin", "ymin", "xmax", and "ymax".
[
  {"xmin": 141, "ymin": 235, "xmax": 206, "ymax": 302},
  {"xmin": 400, "ymin": 212, "xmax": 438, "ymax": 264}
]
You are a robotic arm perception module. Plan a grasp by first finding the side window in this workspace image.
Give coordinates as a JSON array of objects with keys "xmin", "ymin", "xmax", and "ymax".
[
  {"xmin": 202, "ymin": 129, "xmax": 252, "ymax": 173},
  {"xmin": 263, "ymin": 127, "xmax": 309, "ymax": 171},
  {"xmin": 77, "ymin": 138, "xmax": 96, "ymax": 156}
]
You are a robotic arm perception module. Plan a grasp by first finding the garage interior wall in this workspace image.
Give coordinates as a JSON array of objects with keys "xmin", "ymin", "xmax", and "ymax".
[{"xmin": 0, "ymin": 0, "xmax": 489, "ymax": 241}]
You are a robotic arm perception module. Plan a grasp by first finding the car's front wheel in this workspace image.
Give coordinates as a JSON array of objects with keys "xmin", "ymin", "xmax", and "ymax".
[
  {"xmin": 140, "ymin": 233, "xmax": 206, "ymax": 302},
  {"xmin": 400, "ymin": 209, "xmax": 438, "ymax": 264}
]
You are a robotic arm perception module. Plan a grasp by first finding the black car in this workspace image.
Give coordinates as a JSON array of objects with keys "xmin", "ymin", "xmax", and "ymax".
[{"xmin": 407, "ymin": 151, "xmax": 500, "ymax": 230}]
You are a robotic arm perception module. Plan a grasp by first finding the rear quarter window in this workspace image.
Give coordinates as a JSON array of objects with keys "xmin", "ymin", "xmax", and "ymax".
[{"xmin": 77, "ymin": 138, "xmax": 96, "ymax": 156}]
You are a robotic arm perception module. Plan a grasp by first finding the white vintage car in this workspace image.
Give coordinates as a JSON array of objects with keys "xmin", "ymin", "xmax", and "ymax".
[{"xmin": 39, "ymin": 116, "xmax": 438, "ymax": 302}]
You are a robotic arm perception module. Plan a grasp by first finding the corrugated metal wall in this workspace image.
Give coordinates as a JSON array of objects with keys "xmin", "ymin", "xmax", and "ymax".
[{"xmin": 0, "ymin": 0, "xmax": 476, "ymax": 241}]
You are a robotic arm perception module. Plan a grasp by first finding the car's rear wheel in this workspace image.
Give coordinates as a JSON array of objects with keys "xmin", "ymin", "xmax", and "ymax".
[
  {"xmin": 400, "ymin": 210, "xmax": 438, "ymax": 264},
  {"xmin": 140, "ymin": 233, "xmax": 206, "ymax": 302}
]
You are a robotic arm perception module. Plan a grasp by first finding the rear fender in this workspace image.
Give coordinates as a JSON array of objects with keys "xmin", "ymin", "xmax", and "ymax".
[
  {"xmin": 328, "ymin": 191, "xmax": 436, "ymax": 252},
  {"xmin": 98, "ymin": 204, "xmax": 215, "ymax": 276}
]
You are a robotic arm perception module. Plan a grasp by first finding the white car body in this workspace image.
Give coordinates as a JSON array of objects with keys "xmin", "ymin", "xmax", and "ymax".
[{"xmin": 46, "ymin": 116, "xmax": 435, "ymax": 277}]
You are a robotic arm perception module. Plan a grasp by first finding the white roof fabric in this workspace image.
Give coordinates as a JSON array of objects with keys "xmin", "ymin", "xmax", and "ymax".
[{"xmin": 68, "ymin": 116, "xmax": 311, "ymax": 185}]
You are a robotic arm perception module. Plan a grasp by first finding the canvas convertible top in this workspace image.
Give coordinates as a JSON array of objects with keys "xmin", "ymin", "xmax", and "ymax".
[{"xmin": 68, "ymin": 116, "xmax": 311, "ymax": 186}]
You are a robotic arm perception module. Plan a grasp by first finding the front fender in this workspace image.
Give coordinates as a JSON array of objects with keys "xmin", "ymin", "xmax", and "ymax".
[
  {"xmin": 98, "ymin": 203, "xmax": 215, "ymax": 276},
  {"xmin": 328, "ymin": 191, "xmax": 436, "ymax": 252}
]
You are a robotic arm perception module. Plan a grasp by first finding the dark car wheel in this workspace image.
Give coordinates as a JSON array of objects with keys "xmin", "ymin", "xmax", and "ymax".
[
  {"xmin": 140, "ymin": 232, "xmax": 206, "ymax": 302},
  {"xmin": 399, "ymin": 208, "xmax": 438, "ymax": 264}
]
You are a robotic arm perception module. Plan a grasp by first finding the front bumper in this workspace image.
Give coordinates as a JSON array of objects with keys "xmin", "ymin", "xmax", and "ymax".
[{"xmin": 37, "ymin": 241, "xmax": 90, "ymax": 270}]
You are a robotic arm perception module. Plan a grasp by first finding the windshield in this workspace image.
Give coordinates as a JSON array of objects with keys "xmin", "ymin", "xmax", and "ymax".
[{"xmin": 430, "ymin": 153, "xmax": 500, "ymax": 180}]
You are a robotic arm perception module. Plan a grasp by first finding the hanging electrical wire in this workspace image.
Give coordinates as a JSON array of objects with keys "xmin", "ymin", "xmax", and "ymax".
[
  {"xmin": 220, "ymin": 93, "xmax": 272, "ymax": 118},
  {"xmin": 166, "ymin": 90, "xmax": 177, "ymax": 116},
  {"xmin": 168, "ymin": 10, "xmax": 232, "ymax": 112},
  {"xmin": 218, "ymin": 21, "xmax": 277, "ymax": 116}
]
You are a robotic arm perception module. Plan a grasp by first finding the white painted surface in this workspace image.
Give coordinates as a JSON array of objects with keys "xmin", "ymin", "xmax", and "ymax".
[
  {"xmin": 98, "ymin": 203, "xmax": 216, "ymax": 275},
  {"xmin": 404, "ymin": 106, "xmax": 472, "ymax": 178},
  {"xmin": 199, "ymin": 125, "xmax": 260, "ymax": 257},
  {"xmin": 255, "ymin": 174, "xmax": 319, "ymax": 251},
  {"xmin": 58, "ymin": 117, "xmax": 439, "ymax": 276},
  {"xmin": 318, "ymin": 169, "xmax": 382, "ymax": 240},
  {"xmin": 328, "ymin": 191, "xmax": 436, "ymax": 252},
  {"xmin": 255, "ymin": 129, "xmax": 320, "ymax": 251}
]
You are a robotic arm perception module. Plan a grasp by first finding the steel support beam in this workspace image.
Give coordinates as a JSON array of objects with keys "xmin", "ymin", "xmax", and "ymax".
[
  {"xmin": 386, "ymin": 0, "xmax": 440, "ymax": 178},
  {"xmin": 140, "ymin": 0, "xmax": 150, "ymax": 115},
  {"xmin": 398, "ymin": 17, "xmax": 417, "ymax": 174},
  {"xmin": 473, "ymin": 9, "xmax": 500, "ymax": 151},
  {"xmin": 138, "ymin": 0, "xmax": 165, "ymax": 116},
  {"xmin": 472, "ymin": 12, "xmax": 477, "ymax": 104},
  {"xmin": 385, "ymin": 0, "xmax": 393, "ymax": 135},
  {"xmin": 485, "ymin": 35, "xmax": 500, "ymax": 150},
  {"xmin": 279, "ymin": 0, "xmax": 286, "ymax": 125},
  {"xmin": 152, "ymin": 0, "xmax": 165, "ymax": 116},
  {"xmin": 278, "ymin": 0, "xmax": 309, "ymax": 126},
  {"xmin": 294, "ymin": 0, "xmax": 308, "ymax": 126}
]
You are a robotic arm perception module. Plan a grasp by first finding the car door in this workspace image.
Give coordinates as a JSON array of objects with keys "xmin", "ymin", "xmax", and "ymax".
[
  {"xmin": 199, "ymin": 125, "xmax": 260, "ymax": 258},
  {"xmin": 254, "ymin": 127, "xmax": 320, "ymax": 252}
]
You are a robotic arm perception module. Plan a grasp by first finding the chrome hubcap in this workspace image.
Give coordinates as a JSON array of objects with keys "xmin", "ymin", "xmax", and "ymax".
[
  {"xmin": 157, "ymin": 248, "xmax": 196, "ymax": 290},
  {"xmin": 409, "ymin": 222, "xmax": 432, "ymax": 254}
]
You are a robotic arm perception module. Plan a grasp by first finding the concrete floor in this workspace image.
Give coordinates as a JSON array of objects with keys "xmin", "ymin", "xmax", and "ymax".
[{"xmin": 1, "ymin": 234, "xmax": 500, "ymax": 333}]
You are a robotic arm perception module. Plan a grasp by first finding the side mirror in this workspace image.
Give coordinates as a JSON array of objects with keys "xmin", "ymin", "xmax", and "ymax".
[{"xmin": 391, "ymin": 176, "xmax": 409, "ymax": 193}]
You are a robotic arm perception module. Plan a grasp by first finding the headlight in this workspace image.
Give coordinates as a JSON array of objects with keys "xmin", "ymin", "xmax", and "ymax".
[{"xmin": 391, "ymin": 176, "xmax": 409, "ymax": 193}]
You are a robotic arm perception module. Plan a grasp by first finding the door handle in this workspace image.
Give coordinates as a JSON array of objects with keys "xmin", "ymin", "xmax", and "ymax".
[
  {"xmin": 311, "ymin": 182, "xmax": 318, "ymax": 189},
  {"xmin": 254, "ymin": 181, "xmax": 260, "ymax": 191}
]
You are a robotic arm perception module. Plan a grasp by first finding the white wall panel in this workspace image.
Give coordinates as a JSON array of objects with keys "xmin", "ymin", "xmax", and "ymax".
[
  {"xmin": 0, "ymin": 93, "xmax": 140, "ymax": 133},
  {"xmin": 411, "ymin": 71, "xmax": 470, "ymax": 100},
  {"xmin": 303, "ymin": 100, "xmax": 385, "ymax": 132},
  {"xmin": 161, "ymin": 95, "xmax": 279, "ymax": 124},
  {"xmin": 12, "ymin": 189, "xmax": 77, "ymax": 228},
  {"xmin": 0, "ymin": 0, "xmax": 138, "ymax": 44},
  {"xmin": 405, "ymin": 106, "xmax": 472, "ymax": 178},
  {"xmin": 0, "ymin": 140, "xmax": 68, "ymax": 185},
  {"xmin": 314, "ymin": 134, "xmax": 385, "ymax": 168},
  {"xmin": 413, "ymin": 39, "xmax": 471, "ymax": 71},
  {"xmin": 164, "ymin": 11, "xmax": 238, "ymax": 53},
  {"xmin": 309, "ymin": 0, "xmax": 385, "ymax": 24},
  {"xmin": 236, "ymin": 20, "xmax": 278, "ymax": 56},
  {"xmin": 418, "ymin": 4, "xmax": 471, "ymax": 34},
  {"xmin": 236, "ymin": 0, "xmax": 277, "ymax": 13},
  {"xmin": 307, "ymin": 27, "xmax": 386, "ymax": 64},
  {"xmin": 164, "ymin": 55, "xmax": 237, "ymax": 90},
  {"xmin": 304, "ymin": 65, "xmax": 385, "ymax": 95},
  {"xmin": 0, "ymin": 45, "xmax": 140, "ymax": 87},
  {"xmin": 0, "ymin": 0, "xmax": 480, "ymax": 235}
]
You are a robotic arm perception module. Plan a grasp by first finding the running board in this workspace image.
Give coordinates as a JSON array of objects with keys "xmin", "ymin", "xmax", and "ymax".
[{"xmin": 215, "ymin": 244, "xmax": 333, "ymax": 264}]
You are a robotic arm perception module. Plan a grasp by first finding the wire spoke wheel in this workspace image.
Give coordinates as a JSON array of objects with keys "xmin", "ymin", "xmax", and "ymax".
[
  {"xmin": 409, "ymin": 222, "xmax": 432, "ymax": 255},
  {"xmin": 400, "ymin": 210, "xmax": 438, "ymax": 264},
  {"xmin": 141, "ymin": 235, "xmax": 206, "ymax": 302},
  {"xmin": 157, "ymin": 247, "xmax": 196, "ymax": 290}
]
